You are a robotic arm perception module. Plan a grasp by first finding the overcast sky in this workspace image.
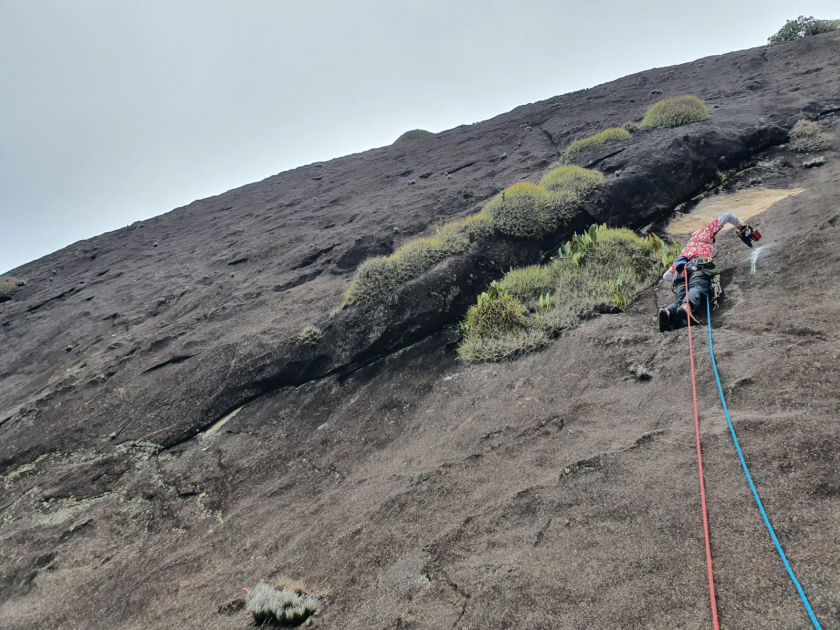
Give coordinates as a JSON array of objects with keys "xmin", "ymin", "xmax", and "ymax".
[{"xmin": 0, "ymin": 1, "xmax": 835, "ymax": 273}]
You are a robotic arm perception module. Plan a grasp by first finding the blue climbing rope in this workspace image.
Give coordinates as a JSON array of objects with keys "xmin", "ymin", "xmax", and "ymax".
[{"xmin": 705, "ymin": 296, "xmax": 822, "ymax": 629}]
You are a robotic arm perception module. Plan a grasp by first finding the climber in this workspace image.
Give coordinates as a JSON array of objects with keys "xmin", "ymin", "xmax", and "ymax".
[{"xmin": 658, "ymin": 212, "xmax": 760, "ymax": 332}]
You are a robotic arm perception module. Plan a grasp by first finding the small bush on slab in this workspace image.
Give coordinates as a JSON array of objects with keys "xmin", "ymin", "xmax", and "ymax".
[
  {"xmin": 458, "ymin": 226, "xmax": 666, "ymax": 363},
  {"xmin": 341, "ymin": 175, "xmax": 577, "ymax": 309},
  {"xmin": 768, "ymin": 16, "xmax": 840, "ymax": 45},
  {"xmin": 462, "ymin": 281, "xmax": 527, "ymax": 339},
  {"xmin": 622, "ymin": 121, "xmax": 640, "ymax": 133},
  {"xmin": 246, "ymin": 580, "xmax": 321, "ymax": 626},
  {"xmin": 394, "ymin": 129, "xmax": 434, "ymax": 144},
  {"xmin": 482, "ymin": 182, "xmax": 574, "ymax": 239},
  {"xmin": 789, "ymin": 119, "xmax": 833, "ymax": 153},
  {"xmin": 641, "ymin": 95, "xmax": 709, "ymax": 129},
  {"xmin": 342, "ymin": 221, "xmax": 474, "ymax": 307},
  {"xmin": 539, "ymin": 165, "xmax": 604, "ymax": 198},
  {"xmin": 0, "ymin": 277, "xmax": 25, "ymax": 302},
  {"xmin": 561, "ymin": 128, "xmax": 630, "ymax": 162},
  {"xmin": 297, "ymin": 326, "xmax": 323, "ymax": 345}
]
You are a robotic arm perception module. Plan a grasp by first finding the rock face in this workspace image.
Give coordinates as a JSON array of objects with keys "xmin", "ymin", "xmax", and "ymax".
[{"xmin": 2, "ymin": 35, "xmax": 840, "ymax": 630}]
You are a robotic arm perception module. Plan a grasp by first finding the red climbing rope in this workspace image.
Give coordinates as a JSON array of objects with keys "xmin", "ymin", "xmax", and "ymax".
[{"xmin": 684, "ymin": 280, "xmax": 720, "ymax": 630}]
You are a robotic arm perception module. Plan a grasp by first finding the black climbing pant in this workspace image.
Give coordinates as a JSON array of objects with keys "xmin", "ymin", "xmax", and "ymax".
[{"xmin": 666, "ymin": 274, "xmax": 711, "ymax": 323}]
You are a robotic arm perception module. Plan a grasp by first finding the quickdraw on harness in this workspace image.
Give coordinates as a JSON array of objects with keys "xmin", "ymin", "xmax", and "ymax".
[{"xmin": 672, "ymin": 256, "xmax": 724, "ymax": 311}]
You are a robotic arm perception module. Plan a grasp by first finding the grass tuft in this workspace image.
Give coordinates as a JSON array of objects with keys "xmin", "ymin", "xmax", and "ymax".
[
  {"xmin": 789, "ymin": 120, "xmax": 833, "ymax": 153},
  {"xmin": 394, "ymin": 129, "xmax": 434, "ymax": 144},
  {"xmin": 498, "ymin": 265, "xmax": 554, "ymax": 301},
  {"xmin": 342, "ymin": 221, "xmax": 475, "ymax": 307},
  {"xmin": 622, "ymin": 121, "xmax": 640, "ymax": 133},
  {"xmin": 640, "ymin": 95, "xmax": 709, "ymax": 129},
  {"xmin": 482, "ymin": 182, "xmax": 574, "ymax": 240},
  {"xmin": 246, "ymin": 580, "xmax": 321, "ymax": 625},
  {"xmin": 0, "ymin": 277, "xmax": 26, "ymax": 302},
  {"xmin": 457, "ymin": 327, "xmax": 551, "ymax": 363},
  {"xmin": 561, "ymin": 128, "xmax": 630, "ymax": 162},
  {"xmin": 458, "ymin": 227, "xmax": 675, "ymax": 363},
  {"xmin": 540, "ymin": 165, "xmax": 604, "ymax": 198},
  {"xmin": 297, "ymin": 326, "xmax": 324, "ymax": 345}
]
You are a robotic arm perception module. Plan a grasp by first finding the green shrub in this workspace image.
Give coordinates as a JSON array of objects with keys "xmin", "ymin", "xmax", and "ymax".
[
  {"xmin": 482, "ymin": 182, "xmax": 573, "ymax": 239},
  {"xmin": 0, "ymin": 277, "xmax": 25, "ymax": 302},
  {"xmin": 498, "ymin": 265, "xmax": 554, "ymax": 301},
  {"xmin": 641, "ymin": 95, "xmax": 709, "ymax": 129},
  {"xmin": 341, "ymin": 171, "xmax": 578, "ymax": 310},
  {"xmin": 342, "ymin": 221, "xmax": 473, "ymax": 307},
  {"xmin": 562, "ymin": 127, "xmax": 631, "ymax": 162},
  {"xmin": 540, "ymin": 165, "xmax": 604, "ymax": 198},
  {"xmin": 462, "ymin": 282, "xmax": 528, "ymax": 338},
  {"xmin": 459, "ymin": 226, "xmax": 663, "ymax": 363},
  {"xmin": 789, "ymin": 119, "xmax": 833, "ymax": 152},
  {"xmin": 768, "ymin": 15, "xmax": 840, "ymax": 45},
  {"xmin": 622, "ymin": 121, "xmax": 640, "ymax": 133},
  {"xmin": 394, "ymin": 129, "xmax": 434, "ymax": 144}
]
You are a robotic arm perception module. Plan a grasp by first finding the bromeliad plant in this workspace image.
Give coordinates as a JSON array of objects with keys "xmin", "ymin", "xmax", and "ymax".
[
  {"xmin": 648, "ymin": 233, "xmax": 682, "ymax": 270},
  {"xmin": 557, "ymin": 224, "xmax": 600, "ymax": 266},
  {"xmin": 538, "ymin": 293, "xmax": 553, "ymax": 310}
]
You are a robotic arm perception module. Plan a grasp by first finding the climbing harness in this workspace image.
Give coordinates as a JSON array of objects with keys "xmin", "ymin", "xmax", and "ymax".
[
  {"xmin": 671, "ymin": 256, "xmax": 723, "ymax": 316},
  {"xmin": 671, "ymin": 257, "xmax": 724, "ymax": 311},
  {"xmin": 705, "ymin": 295, "xmax": 823, "ymax": 629},
  {"xmin": 683, "ymin": 276, "xmax": 720, "ymax": 629}
]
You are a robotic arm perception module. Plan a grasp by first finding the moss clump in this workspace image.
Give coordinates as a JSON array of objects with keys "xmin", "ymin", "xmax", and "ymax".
[
  {"xmin": 458, "ymin": 227, "xmax": 672, "ymax": 363},
  {"xmin": 482, "ymin": 182, "xmax": 573, "ymax": 240},
  {"xmin": 0, "ymin": 277, "xmax": 25, "ymax": 302},
  {"xmin": 394, "ymin": 129, "xmax": 434, "ymax": 144},
  {"xmin": 540, "ymin": 165, "xmax": 604, "ymax": 198},
  {"xmin": 562, "ymin": 127, "xmax": 631, "ymax": 162},
  {"xmin": 768, "ymin": 15, "xmax": 840, "ymax": 45},
  {"xmin": 789, "ymin": 120, "xmax": 833, "ymax": 153},
  {"xmin": 641, "ymin": 95, "xmax": 709, "ymax": 129}
]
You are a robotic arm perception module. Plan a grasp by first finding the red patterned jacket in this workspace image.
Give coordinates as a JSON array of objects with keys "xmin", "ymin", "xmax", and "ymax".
[{"xmin": 663, "ymin": 213, "xmax": 743, "ymax": 281}]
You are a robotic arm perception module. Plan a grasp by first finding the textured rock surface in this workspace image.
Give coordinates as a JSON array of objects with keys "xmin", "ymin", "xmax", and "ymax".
[{"xmin": 1, "ymin": 34, "xmax": 839, "ymax": 630}]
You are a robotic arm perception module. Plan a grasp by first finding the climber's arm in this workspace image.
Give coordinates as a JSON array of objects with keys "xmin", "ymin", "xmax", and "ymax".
[{"xmin": 718, "ymin": 212, "xmax": 744, "ymax": 229}]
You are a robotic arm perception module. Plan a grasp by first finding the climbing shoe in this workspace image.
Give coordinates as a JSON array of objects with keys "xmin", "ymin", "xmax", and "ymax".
[{"xmin": 658, "ymin": 308, "xmax": 671, "ymax": 332}]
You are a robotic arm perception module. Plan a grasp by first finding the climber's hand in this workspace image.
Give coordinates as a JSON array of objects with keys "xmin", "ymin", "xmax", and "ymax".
[{"xmin": 738, "ymin": 225, "xmax": 761, "ymax": 248}]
